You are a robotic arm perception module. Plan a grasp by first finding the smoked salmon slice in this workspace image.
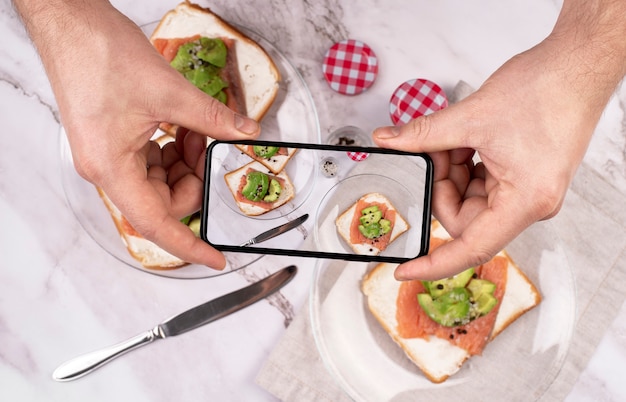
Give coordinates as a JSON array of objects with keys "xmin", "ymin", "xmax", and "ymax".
[
  {"xmin": 348, "ymin": 200, "xmax": 397, "ymax": 252},
  {"xmin": 396, "ymin": 236, "xmax": 508, "ymax": 356}
]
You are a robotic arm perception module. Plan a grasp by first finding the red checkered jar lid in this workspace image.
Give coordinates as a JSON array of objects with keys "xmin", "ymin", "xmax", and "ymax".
[
  {"xmin": 389, "ymin": 79, "xmax": 448, "ymax": 125},
  {"xmin": 322, "ymin": 39, "xmax": 379, "ymax": 95}
]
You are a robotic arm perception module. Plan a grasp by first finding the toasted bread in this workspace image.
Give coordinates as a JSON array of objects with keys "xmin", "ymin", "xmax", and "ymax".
[
  {"xmin": 361, "ymin": 222, "xmax": 541, "ymax": 383},
  {"xmin": 234, "ymin": 144, "xmax": 297, "ymax": 174},
  {"xmin": 150, "ymin": 1, "xmax": 280, "ymax": 122},
  {"xmin": 223, "ymin": 160, "xmax": 295, "ymax": 216},
  {"xmin": 336, "ymin": 192, "xmax": 409, "ymax": 255}
]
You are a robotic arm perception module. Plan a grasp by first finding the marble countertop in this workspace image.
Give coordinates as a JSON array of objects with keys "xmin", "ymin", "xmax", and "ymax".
[{"xmin": 1, "ymin": 0, "xmax": 625, "ymax": 400}]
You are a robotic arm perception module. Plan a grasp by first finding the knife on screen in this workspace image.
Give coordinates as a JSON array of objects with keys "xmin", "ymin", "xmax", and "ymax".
[
  {"xmin": 239, "ymin": 214, "xmax": 309, "ymax": 247},
  {"xmin": 52, "ymin": 265, "xmax": 297, "ymax": 382}
]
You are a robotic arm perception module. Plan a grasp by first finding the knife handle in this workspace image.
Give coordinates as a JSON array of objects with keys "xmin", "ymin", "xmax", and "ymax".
[{"xmin": 52, "ymin": 328, "xmax": 159, "ymax": 382}]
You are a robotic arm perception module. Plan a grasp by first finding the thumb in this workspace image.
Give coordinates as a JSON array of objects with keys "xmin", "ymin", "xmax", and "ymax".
[
  {"xmin": 160, "ymin": 73, "xmax": 260, "ymax": 141},
  {"xmin": 373, "ymin": 104, "xmax": 471, "ymax": 153}
]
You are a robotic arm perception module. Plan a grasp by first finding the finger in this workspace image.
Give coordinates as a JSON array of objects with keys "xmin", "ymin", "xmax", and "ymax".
[
  {"xmin": 169, "ymin": 173, "xmax": 204, "ymax": 218},
  {"xmin": 150, "ymin": 214, "xmax": 226, "ymax": 269},
  {"xmin": 373, "ymin": 102, "xmax": 475, "ymax": 153},
  {"xmin": 107, "ymin": 175, "xmax": 225, "ymax": 269},
  {"xmin": 147, "ymin": 165, "xmax": 168, "ymax": 182},
  {"xmin": 159, "ymin": 75, "xmax": 260, "ymax": 140},
  {"xmin": 394, "ymin": 207, "xmax": 521, "ymax": 281},
  {"xmin": 181, "ymin": 130, "xmax": 207, "ymax": 172},
  {"xmin": 146, "ymin": 141, "xmax": 162, "ymax": 167}
]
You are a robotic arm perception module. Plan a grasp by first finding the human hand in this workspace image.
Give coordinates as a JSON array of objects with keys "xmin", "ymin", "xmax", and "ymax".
[
  {"xmin": 22, "ymin": 2, "xmax": 260, "ymax": 269},
  {"xmin": 374, "ymin": 17, "xmax": 623, "ymax": 280}
]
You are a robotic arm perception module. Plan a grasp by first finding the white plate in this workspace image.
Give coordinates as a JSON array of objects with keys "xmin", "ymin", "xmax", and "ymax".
[
  {"xmin": 310, "ymin": 221, "xmax": 575, "ymax": 401},
  {"xmin": 59, "ymin": 24, "xmax": 320, "ymax": 279}
]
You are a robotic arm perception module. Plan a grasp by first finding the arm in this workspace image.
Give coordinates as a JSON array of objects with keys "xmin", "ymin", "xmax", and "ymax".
[
  {"xmin": 373, "ymin": 0, "xmax": 626, "ymax": 280},
  {"xmin": 14, "ymin": 0, "xmax": 261, "ymax": 268}
]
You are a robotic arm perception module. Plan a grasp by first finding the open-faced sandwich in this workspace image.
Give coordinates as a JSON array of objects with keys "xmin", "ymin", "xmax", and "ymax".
[
  {"xmin": 151, "ymin": 0, "xmax": 281, "ymax": 135},
  {"xmin": 224, "ymin": 160, "xmax": 295, "ymax": 216},
  {"xmin": 234, "ymin": 144, "xmax": 297, "ymax": 174},
  {"xmin": 336, "ymin": 192, "xmax": 409, "ymax": 256},
  {"xmin": 361, "ymin": 220, "xmax": 541, "ymax": 383},
  {"xmin": 96, "ymin": 1, "xmax": 280, "ymax": 269}
]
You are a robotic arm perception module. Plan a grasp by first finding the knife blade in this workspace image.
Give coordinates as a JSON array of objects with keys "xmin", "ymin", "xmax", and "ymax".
[
  {"xmin": 52, "ymin": 265, "xmax": 297, "ymax": 382},
  {"xmin": 239, "ymin": 214, "xmax": 309, "ymax": 247}
]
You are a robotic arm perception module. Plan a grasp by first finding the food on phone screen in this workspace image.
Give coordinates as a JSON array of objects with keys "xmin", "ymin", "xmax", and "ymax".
[
  {"xmin": 224, "ymin": 161, "xmax": 295, "ymax": 216},
  {"xmin": 336, "ymin": 193, "xmax": 409, "ymax": 255},
  {"xmin": 234, "ymin": 144, "xmax": 298, "ymax": 174}
]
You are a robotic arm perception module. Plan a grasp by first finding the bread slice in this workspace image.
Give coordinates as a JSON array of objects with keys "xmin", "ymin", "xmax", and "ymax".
[
  {"xmin": 361, "ymin": 223, "xmax": 541, "ymax": 383},
  {"xmin": 150, "ymin": 1, "xmax": 280, "ymax": 122},
  {"xmin": 336, "ymin": 193, "xmax": 409, "ymax": 255},
  {"xmin": 223, "ymin": 160, "xmax": 295, "ymax": 216},
  {"xmin": 234, "ymin": 144, "xmax": 297, "ymax": 174}
]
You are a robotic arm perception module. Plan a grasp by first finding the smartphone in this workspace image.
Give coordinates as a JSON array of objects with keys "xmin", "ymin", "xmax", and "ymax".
[{"xmin": 200, "ymin": 140, "xmax": 433, "ymax": 263}]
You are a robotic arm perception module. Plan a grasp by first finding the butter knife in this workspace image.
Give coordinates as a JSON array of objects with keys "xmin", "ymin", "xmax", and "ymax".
[
  {"xmin": 239, "ymin": 214, "xmax": 308, "ymax": 247},
  {"xmin": 52, "ymin": 265, "xmax": 297, "ymax": 382}
]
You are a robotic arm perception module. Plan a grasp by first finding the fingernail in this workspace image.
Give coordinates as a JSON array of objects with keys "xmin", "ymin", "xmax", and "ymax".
[
  {"xmin": 394, "ymin": 266, "xmax": 410, "ymax": 281},
  {"xmin": 234, "ymin": 114, "xmax": 259, "ymax": 135},
  {"xmin": 374, "ymin": 126, "xmax": 400, "ymax": 139}
]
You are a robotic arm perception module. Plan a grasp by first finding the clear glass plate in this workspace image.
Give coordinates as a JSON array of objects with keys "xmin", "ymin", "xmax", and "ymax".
[
  {"xmin": 209, "ymin": 143, "xmax": 318, "ymax": 221},
  {"xmin": 314, "ymin": 173, "xmax": 426, "ymax": 260},
  {"xmin": 310, "ymin": 221, "xmax": 575, "ymax": 401},
  {"xmin": 59, "ymin": 24, "xmax": 320, "ymax": 279}
]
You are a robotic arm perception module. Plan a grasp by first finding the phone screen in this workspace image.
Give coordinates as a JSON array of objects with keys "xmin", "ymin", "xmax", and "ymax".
[{"xmin": 201, "ymin": 140, "xmax": 433, "ymax": 263}]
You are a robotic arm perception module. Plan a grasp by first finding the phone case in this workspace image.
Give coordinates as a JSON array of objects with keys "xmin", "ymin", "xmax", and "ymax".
[{"xmin": 201, "ymin": 140, "xmax": 433, "ymax": 263}]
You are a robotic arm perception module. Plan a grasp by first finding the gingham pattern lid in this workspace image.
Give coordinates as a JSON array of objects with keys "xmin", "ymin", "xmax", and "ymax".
[
  {"xmin": 346, "ymin": 151, "xmax": 369, "ymax": 162},
  {"xmin": 322, "ymin": 39, "xmax": 378, "ymax": 95},
  {"xmin": 389, "ymin": 78, "xmax": 448, "ymax": 125}
]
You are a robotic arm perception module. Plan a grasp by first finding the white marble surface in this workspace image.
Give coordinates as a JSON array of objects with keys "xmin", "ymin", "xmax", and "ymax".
[{"xmin": 1, "ymin": 0, "xmax": 625, "ymax": 401}]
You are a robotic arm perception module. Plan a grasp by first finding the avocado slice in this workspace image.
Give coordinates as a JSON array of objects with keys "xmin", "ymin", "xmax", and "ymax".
[
  {"xmin": 379, "ymin": 219, "xmax": 391, "ymax": 235},
  {"xmin": 253, "ymin": 146, "xmax": 279, "ymax": 158},
  {"xmin": 188, "ymin": 218, "xmax": 201, "ymax": 237},
  {"xmin": 359, "ymin": 209, "xmax": 382, "ymax": 226},
  {"xmin": 418, "ymin": 288, "xmax": 472, "ymax": 327},
  {"xmin": 263, "ymin": 179, "xmax": 282, "ymax": 202},
  {"xmin": 467, "ymin": 278, "xmax": 498, "ymax": 317},
  {"xmin": 474, "ymin": 292, "xmax": 498, "ymax": 316},
  {"xmin": 361, "ymin": 205, "xmax": 381, "ymax": 215},
  {"xmin": 170, "ymin": 37, "xmax": 229, "ymax": 101},
  {"xmin": 467, "ymin": 279, "xmax": 496, "ymax": 299},
  {"xmin": 242, "ymin": 171, "xmax": 269, "ymax": 201},
  {"xmin": 423, "ymin": 267, "xmax": 476, "ymax": 299},
  {"xmin": 358, "ymin": 222, "xmax": 382, "ymax": 239}
]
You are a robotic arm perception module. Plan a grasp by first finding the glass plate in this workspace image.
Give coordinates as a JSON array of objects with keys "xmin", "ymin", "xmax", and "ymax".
[
  {"xmin": 209, "ymin": 143, "xmax": 317, "ymax": 221},
  {"xmin": 59, "ymin": 23, "xmax": 320, "ymax": 279},
  {"xmin": 310, "ymin": 221, "xmax": 575, "ymax": 401},
  {"xmin": 314, "ymin": 173, "xmax": 426, "ymax": 260}
]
